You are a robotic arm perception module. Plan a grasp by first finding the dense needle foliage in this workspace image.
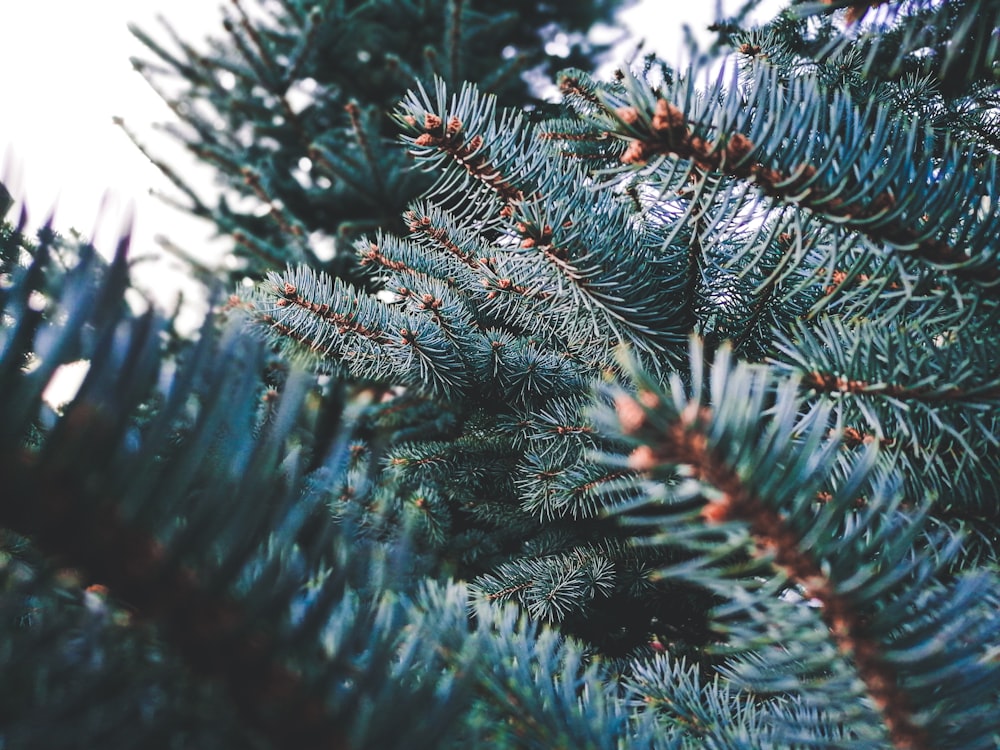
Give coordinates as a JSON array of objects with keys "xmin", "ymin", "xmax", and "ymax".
[{"xmin": 2, "ymin": 1, "xmax": 999, "ymax": 748}]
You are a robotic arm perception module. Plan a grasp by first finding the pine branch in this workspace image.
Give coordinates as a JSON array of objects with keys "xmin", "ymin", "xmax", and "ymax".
[
  {"xmin": 598, "ymin": 66, "xmax": 1000, "ymax": 286},
  {"xmin": 597, "ymin": 341, "xmax": 1000, "ymax": 748}
]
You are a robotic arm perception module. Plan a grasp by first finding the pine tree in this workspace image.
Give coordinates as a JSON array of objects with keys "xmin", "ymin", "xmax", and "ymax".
[
  {"xmin": 2, "ymin": 1, "xmax": 1000, "ymax": 748},
  {"xmin": 124, "ymin": 0, "xmax": 622, "ymax": 286}
]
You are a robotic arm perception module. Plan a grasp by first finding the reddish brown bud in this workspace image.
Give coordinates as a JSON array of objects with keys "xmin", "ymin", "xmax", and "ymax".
[
  {"xmin": 700, "ymin": 498, "xmax": 732, "ymax": 524},
  {"xmin": 616, "ymin": 106, "xmax": 640, "ymax": 125},
  {"xmin": 622, "ymin": 139, "xmax": 650, "ymax": 165},
  {"xmin": 724, "ymin": 133, "xmax": 754, "ymax": 163},
  {"xmin": 651, "ymin": 99, "xmax": 685, "ymax": 133},
  {"xmin": 627, "ymin": 445, "xmax": 657, "ymax": 472},
  {"xmin": 615, "ymin": 394, "xmax": 647, "ymax": 435}
]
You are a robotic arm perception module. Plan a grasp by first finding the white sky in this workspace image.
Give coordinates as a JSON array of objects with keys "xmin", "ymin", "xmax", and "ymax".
[{"xmin": 0, "ymin": 1, "xmax": 782, "ymax": 311}]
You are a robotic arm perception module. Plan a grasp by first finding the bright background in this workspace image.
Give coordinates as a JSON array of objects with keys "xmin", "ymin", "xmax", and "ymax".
[{"xmin": 0, "ymin": 1, "xmax": 781, "ymax": 307}]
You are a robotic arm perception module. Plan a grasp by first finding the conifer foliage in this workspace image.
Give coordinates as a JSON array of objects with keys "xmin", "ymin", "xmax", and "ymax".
[
  {"xmin": 2, "ymin": 0, "xmax": 1000, "ymax": 748},
  {"xmin": 126, "ymin": 0, "xmax": 620, "ymax": 284}
]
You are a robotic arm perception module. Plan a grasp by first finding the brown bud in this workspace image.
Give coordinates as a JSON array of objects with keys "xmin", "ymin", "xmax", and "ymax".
[
  {"xmin": 615, "ymin": 394, "xmax": 647, "ymax": 434},
  {"xmin": 616, "ymin": 106, "xmax": 640, "ymax": 125},
  {"xmin": 724, "ymin": 133, "xmax": 754, "ymax": 163},
  {"xmin": 651, "ymin": 99, "xmax": 685, "ymax": 133},
  {"xmin": 627, "ymin": 445, "xmax": 658, "ymax": 472},
  {"xmin": 700, "ymin": 498, "xmax": 732, "ymax": 524},
  {"xmin": 622, "ymin": 139, "xmax": 650, "ymax": 165},
  {"xmin": 638, "ymin": 389, "xmax": 660, "ymax": 410}
]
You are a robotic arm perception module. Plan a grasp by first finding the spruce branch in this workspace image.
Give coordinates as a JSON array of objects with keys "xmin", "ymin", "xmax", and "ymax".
[
  {"xmin": 403, "ymin": 209, "xmax": 482, "ymax": 268},
  {"xmin": 402, "ymin": 103, "xmax": 525, "ymax": 215},
  {"xmin": 620, "ymin": 407, "xmax": 927, "ymax": 748},
  {"xmin": 598, "ymin": 341, "xmax": 1000, "ymax": 748},
  {"xmin": 0, "ymin": 216, "xmax": 482, "ymax": 749},
  {"xmin": 598, "ymin": 66, "xmax": 1000, "ymax": 286}
]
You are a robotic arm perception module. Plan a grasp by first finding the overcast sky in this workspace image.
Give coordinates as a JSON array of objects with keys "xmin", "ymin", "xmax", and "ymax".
[{"xmin": 0, "ymin": 1, "xmax": 781, "ymax": 308}]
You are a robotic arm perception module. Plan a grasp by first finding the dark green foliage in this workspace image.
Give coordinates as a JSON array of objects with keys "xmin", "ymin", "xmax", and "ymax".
[
  {"xmin": 597, "ymin": 342, "xmax": 1000, "ymax": 747},
  {"xmin": 127, "ymin": 0, "xmax": 623, "ymax": 286},
  {"xmin": 0, "ymin": 215, "xmax": 794, "ymax": 748},
  {"xmin": 0, "ymin": 212, "xmax": 478, "ymax": 748},
  {"xmin": 725, "ymin": 0, "xmax": 1000, "ymax": 149},
  {"xmin": 4, "ymin": 0, "xmax": 1000, "ymax": 747},
  {"xmin": 238, "ymin": 0, "xmax": 1000, "ymax": 744},
  {"xmin": 238, "ymin": 76, "xmax": 720, "ymax": 653}
]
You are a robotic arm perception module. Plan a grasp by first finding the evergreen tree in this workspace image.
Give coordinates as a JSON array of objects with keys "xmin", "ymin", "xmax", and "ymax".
[
  {"xmin": 125, "ymin": 0, "xmax": 623, "ymax": 285},
  {"xmin": 2, "ymin": 1, "xmax": 1000, "ymax": 749}
]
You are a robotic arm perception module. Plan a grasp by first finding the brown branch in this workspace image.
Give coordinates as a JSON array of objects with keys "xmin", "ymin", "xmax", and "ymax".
[
  {"xmin": 537, "ymin": 128, "xmax": 614, "ymax": 161},
  {"xmin": 616, "ymin": 392, "xmax": 930, "ymax": 750},
  {"xmin": 405, "ymin": 113, "xmax": 524, "ymax": 215},
  {"xmin": 572, "ymin": 470, "xmax": 632, "ymax": 498},
  {"xmin": 485, "ymin": 580, "xmax": 534, "ymax": 601},
  {"xmin": 359, "ymin": 243, "xmax": 414, "ymax": 273},
  {"xmin": 823, "ymin": 0, "xmax": 890, "ymax": 25},
  {"xmin": 404, "ymin": 211, "xmax": 480, "ymax": 268},
  {"xmin": 557, "ymin": 74, "xmax": 613, "ymax": 116},
  {"xmin": 538, "ymin": 131, "xmax": 609, "ymax": 143},
  {"xmin": 615, "ymin": 99, "xmax": 998, "ymax": 285},
  {"xmin": 802, "ymin": 370, "xmax": 1000, "ymax": 403},
  {"xmin": 479, "ymin": 272, "xmax": 551, "ymax": 301},
  {"xmin": 272, "ymin": 280, "xmax": 392, "ymax": 344},
  {"xmin": 241, "ymin": 168, "xmax": 304, "ymax": 237}
]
